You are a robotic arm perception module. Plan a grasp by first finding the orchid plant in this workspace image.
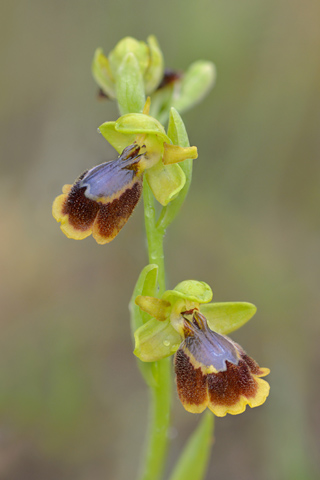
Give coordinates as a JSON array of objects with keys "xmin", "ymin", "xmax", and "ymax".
[{"xmin": 53, "ymin": 36, "xmax": 270, "ymax": 480}]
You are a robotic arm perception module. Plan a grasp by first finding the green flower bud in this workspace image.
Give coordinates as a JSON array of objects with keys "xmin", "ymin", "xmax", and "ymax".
[
  {"xmin": 109, "ymin": 37, "xmax": 149, "ymax": 78},
  {"xmin": 92, "ymin": 48, "xmax": 116, "ymax": 99},
  {"xmin": 143, "ymin": 36, "xmax": 164, "ymax": 94},
  {"xmin": 172, "ymin": 60, "xmax": 216, "ymax": 114},
  {"xmin": 115, "ymin": 52, "xmax": 145, "ymax": 114},
  {"xmin": 92, "ymin": 36, "xmax": 164, "ymax": 106}
]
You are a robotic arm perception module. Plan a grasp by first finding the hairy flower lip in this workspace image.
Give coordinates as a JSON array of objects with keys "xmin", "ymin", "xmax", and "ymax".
[
  {"xmin": 52, "ymin": 144, "xmax": 144, "ymax": 244},
  {"xmin": 175, "ymin": 343, "xmax": 270, "ymax": 417},
  {"xmin": 175, "ymin": 310, "xmax": 270, "ymax": 416}
]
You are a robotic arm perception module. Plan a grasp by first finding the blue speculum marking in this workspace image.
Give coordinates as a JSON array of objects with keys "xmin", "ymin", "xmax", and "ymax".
[
  {"xmin": 80, "ymin": 145, "xmax": 142, "ymax": 200},
  {"xmin": 184, "ymin": 323, "xmax": 239, "ymax": 372}
]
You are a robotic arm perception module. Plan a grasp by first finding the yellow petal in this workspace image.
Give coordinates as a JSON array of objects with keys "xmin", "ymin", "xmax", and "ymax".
[
  {"xmin": 135, "ymin": 295, "xmax": 171, "ymax": 321},
  {"xmin": 162, "ymin": 143, "xmax": 198, "ymax": 165}
]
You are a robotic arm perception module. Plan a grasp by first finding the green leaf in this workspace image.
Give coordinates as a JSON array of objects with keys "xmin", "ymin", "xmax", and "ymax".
[
  {"xmin": 172, "ymin": 61, "xmax": 216, "ymax": 114},
  {"xmin": 200, "ymin": 302, "xmax": 257, "ymax": 335},
  {"xmin": 129, "ymin": 264, "xmax": 159, "ymax": 331},
  {"xmin": 168, "ymin": 412, "xmax": 214, "ymax": 480},
  {"xmin": 115, "ymin": 53, "xmax": 146, "ymax": 115},
  {"xmin": 146, "ymin": 162, "xmax": 186, "ymax": 206},
  {"xmin": 91, "ymin": 48, "xmax": 115, "ymax": 98},
  {"xmin": 129, "ymin": 264, "xmax": 158, "ymax": 386},
  {"xmin": 134, "ymin": 318, "xmax": 181, "ymax": 362}
]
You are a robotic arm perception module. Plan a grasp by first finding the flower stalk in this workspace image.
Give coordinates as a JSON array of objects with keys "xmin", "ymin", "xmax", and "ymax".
[
  {"xmin": 138, "ymin": 175, "xmax": 171, "ymax": 480},
  {"xmin": 52, "ymin": 35, "xmax": 270, "ymax": 480}
]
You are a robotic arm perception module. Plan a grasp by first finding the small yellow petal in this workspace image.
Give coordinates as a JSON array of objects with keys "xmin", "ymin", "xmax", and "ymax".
[
  {"xmin": 162, "ymin": 144, "xmax": 198, "ymax": 165},
  {"xmin": 143, "ymin": 96, "xmax": 151, "ymax": 115},
  {"xmin": 135, "ymin": 295, "xmax": 171, "ymax": 321}
]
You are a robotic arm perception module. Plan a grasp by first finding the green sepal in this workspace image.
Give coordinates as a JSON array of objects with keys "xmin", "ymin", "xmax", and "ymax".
[
  {"xmin": 115, "ymin": 113, "xmax": 170, "ymax": 143},
  {"xmin": 129, "ymin": 264, "xmax": 158, "ymax": 387},
  {"xmin": 98, "ymin": 121, "xmax": 135, "ymax": 153},
  {"xmin": 200, "ymin": 302, "xmax": 257, "ymax": 335},
  {"xmin": 146, "ymin": 162, "xmax": 186, "ymax": 206},
  {"xmin": 172, "ymin": 60, "xmax": 216, "ymax": 114},
  {"xmin": 168, "ymin": 412, "xmax": 214, "ymax": 480},
  {"xmin": 157, "ymin": 108, "xmax": 193, "ymax": 231},
  {"xmin": 109, "ymin": 36, "xmax": 149, "ymax": 78},
  {"xmin": 163, "ymin": 280, "xmax": 213, "ymax": 304},
  {"xmin": 134, "ymin": 318, "xmax": 181, "ymax": 362},
  {"xmin": 91, "ymin": 48, "xmax": 115, "ymax": 98},
  {"xmin": 129, "ymin": 264, "xmax": 159, "ymax": 331},
  {"xmin": 115, "ymin": 53, "xmax": 146, "ymax": 115},
  {"xmin": 167, "ymin": 107, "xmax": 190, "ymax": 148},
  {"xmin": 144, "ymin": 35, "xmax": 164, "ymax": 94}
]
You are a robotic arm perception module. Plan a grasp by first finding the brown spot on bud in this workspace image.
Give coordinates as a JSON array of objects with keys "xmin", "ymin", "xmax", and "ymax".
[
  {"xmin": 157, "ymin": 69, "xmax": 183, "ymax": 89},
  {"xmin": 97, "ymin": 88, "xmax": 110, "ymax": 100}
]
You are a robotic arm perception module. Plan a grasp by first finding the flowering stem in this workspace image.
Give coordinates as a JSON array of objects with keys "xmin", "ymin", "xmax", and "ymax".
[
  {"xmin": 138, "ymin": 177, "xmax": 171, "ymax": 480},
  {"xmin": 142, "ymin": 177, "xmax": 166, "ymax": 293}
]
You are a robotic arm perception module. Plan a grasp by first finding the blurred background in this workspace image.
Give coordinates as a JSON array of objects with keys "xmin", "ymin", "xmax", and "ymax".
[{"xmin": 0, "ymin": 0, "xmax": 319, "ymax": 479}]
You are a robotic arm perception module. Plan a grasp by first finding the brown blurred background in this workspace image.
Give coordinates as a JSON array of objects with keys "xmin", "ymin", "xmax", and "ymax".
[{"xmin": 0, "ymin": 0, "xmax": 319, "ymax": 479}]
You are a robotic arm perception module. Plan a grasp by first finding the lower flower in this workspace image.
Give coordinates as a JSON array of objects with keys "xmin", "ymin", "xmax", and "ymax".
[
  {"xmin": 175, "ymin": 311, "xmax": 270, "ymax": 416},
  {"xmin": 134, "ymin": 280, "xmax": 270, "ymax": 417}
]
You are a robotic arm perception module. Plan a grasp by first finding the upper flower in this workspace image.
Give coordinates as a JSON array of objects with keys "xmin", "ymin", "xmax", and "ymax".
[
  {"xmin": 98, "ymin": 99, "xmax": 198, "ymax": 206},
  {"xmin": 52, "ymin": 103, "xmax": 197, "ymax": 244},
  {"xmin": 134, "ymin": 279, "xmax": 270, "ymax": 417}
]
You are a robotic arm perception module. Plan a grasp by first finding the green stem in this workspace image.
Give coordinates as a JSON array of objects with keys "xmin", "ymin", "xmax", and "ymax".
[
  {"xmin": 138, "ymin": 177, "xmax": 171, "ymax": 480},
  {"xmin": 143, "ymin": 177, "xmax": 166, "ymax": 293}
]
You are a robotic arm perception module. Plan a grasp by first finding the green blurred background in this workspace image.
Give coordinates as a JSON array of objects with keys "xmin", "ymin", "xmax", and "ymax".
[{"xmin": 1, "ymin": 0, "xmax": 319, "ymax": 479}]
